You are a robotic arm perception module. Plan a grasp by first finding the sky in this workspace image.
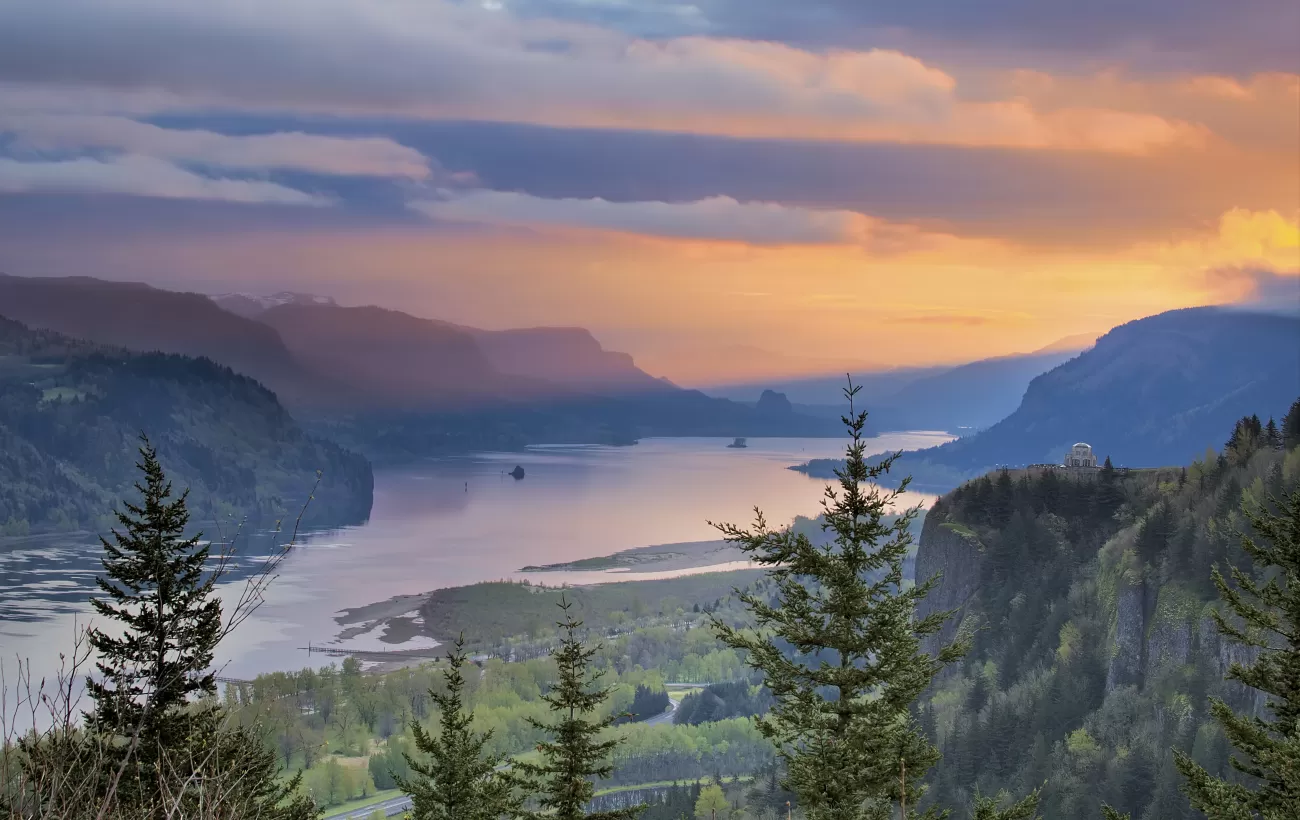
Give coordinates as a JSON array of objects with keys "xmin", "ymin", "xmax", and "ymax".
[{"xmin": 0, "ymin": 1, "xmax": 1297, "ymax": 385}]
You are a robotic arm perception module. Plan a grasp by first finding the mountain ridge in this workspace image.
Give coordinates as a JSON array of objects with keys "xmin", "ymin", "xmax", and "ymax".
[
  {"xmin": 795, "ymin": 306, "xmax": 1300, "ymax": 490},
  {"xmin": 0, "ymin": 315, "xmax": 373, "ymax": 535}
]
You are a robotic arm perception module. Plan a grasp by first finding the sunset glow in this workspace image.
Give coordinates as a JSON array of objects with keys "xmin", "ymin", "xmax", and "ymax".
[{"xmin": 0, "ymin": 0, "xmax": 1296, "ymax": 384}]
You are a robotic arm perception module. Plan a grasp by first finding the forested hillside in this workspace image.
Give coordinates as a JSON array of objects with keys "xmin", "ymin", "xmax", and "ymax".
[
  {"xmin": 914, "ymin": 402, "xmax": 1300, "ymax": 818},
  {"xmin": 0, "ymin": 316, "xmax": 373, "ymax": 534},
  {"xmin": 799, "ymin": 306, "xmax": 1300, "ymax": 490}
]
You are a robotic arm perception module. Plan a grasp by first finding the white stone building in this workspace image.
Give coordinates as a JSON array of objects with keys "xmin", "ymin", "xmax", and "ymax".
[{"xmin": 1065, "ymin": 442, "xmax": 1098, "ymax": 468}]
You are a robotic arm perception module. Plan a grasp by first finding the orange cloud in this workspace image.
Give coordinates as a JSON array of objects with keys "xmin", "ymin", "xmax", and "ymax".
[{"xmin": 59, "ymin": 206, "xmax": 1280, "ymax": 383}]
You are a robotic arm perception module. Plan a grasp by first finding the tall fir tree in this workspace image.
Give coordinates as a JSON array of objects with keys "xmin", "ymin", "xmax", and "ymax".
[
  {"xmin": 87, "ymin": 436, "xmax": 223, "ymax": 752},
  {"xmin": 711, "ymin": 382, "xmax": 966, "ymax": 820},
  {"xmin": 518, "ymin": 597, "xmax": 642, "ymax": 820},
  {"xmin": 33, "ymin": 436, "xmax": 320, "ymax": 819},
  {"xmin": 1265, "ymin": 418, "xmax": 1282, "ymax": 450},
  {"xmin": 1282, "ymin": 399, "xmax": 1300, "ymax": 450},
  {"xmin": 398, "ymin": 635, "xmax": 520, "ymax": 820},
  {"xmin": 1173, "ymin": 487, "xmax": 1300, "ymax": 818}
]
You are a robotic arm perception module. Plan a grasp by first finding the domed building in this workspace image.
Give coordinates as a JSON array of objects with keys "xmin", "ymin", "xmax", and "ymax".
[{"xmin": 1065, "ymin": 442, "xmax": 1098, "ymax": 468}]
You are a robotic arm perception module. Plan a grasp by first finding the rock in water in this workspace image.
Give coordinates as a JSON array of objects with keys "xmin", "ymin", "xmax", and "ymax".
[{"xmin": 510, "ymin": 465, "xmax": 526, "ymax": 480}]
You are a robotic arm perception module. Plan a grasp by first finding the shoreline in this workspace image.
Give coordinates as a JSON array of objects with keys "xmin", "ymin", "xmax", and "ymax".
[
  {"xmin": 326, "ymin": 546, "xmax": 766, "ymax": 661},
  {"xmin": 517, "ymin": 539, "xmax": 745, "ymax": 573}
]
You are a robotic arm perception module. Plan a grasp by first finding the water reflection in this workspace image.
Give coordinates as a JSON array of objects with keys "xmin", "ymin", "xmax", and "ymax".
[{"xmin": 0, "ymin": 433, "xmax": 952, "ymax": 681}]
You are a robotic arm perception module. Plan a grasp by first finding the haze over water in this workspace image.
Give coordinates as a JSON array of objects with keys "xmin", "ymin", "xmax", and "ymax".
[{"xmin": 0, "ymin": 433, "xmax": 950, "ymax": 682}]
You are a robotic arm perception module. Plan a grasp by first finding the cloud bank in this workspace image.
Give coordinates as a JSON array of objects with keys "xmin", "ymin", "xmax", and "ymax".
[
  {"xmin": 0, "ymin": 155, "xmax": 331, "ymax": 205},
  {"xmin": 411, "ymin": 191, "xmax": 877, "ymax": 244},
  {"xmin": 1, "ymin": 114, "xmax": 431, "ymax": 178},
  {"xmin": 0, "ymin": 0, "xmax": 1206, "ymax": 154}
]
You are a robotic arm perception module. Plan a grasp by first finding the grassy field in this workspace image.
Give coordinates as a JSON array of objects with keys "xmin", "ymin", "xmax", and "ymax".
[
  {"xmin": 320, "ymin": 788, "xmax": 402, "ymax": 817},
  {"xmin": 417, "ymin": 570, "xmax": 766, "ymax": 648}
]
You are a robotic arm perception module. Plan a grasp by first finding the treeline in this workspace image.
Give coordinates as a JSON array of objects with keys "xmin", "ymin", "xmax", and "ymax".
[{"xmin": 0, "ymin": 315, "xmax": 372, "ymax": 534}]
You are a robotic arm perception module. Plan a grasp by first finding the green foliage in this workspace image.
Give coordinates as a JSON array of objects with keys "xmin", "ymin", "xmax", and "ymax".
[
  {"xmin": 916, "ymin": 408, "xmax": 1300, "ymax": 820},
  {"xmin": 11, "ymin": 449, "xmax": 318, "ymax": 819},
  {"xmin": 1173, "ymin": 486, "xmax": 1300, "ymax": 819},
  {"xmin": 694, "ymin": 783, "xmax": 729, "ymax": 818},
  {"xmin": 713, "ymin": 383, "xmax": 963, "ymax": 819},
  {"xmin": 398, "ymin": 635, "xmax": 520, "ymax": 820},
  {"xmin": 674, "ymin": 683, "xmax": 772, "ymax": 727},
  {"xmin": 1283, "ymin": 400, "xmax": 1300, "ymax": 450},
  {"xmin": 415, "ymin": 573, "xmax": 765, "ymax": 653},
  {"xmin": 84, "ymin": 437, "xmax": 225, "ymax": 804},
  {"xmin": 517, "ymin": 597, "xmax": 643, "ymax": 819},
  {"xmin": 970, "ymin": 790, "xmax": 1040, "ymax": 820}
]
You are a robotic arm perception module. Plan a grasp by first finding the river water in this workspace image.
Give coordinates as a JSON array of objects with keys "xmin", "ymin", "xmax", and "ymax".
[{"xmin": 0, "ymin": 433, "xmax": 950, "ymax": 684}]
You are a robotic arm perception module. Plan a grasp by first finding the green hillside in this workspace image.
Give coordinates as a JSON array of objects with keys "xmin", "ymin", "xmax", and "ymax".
[
  {"xmin": 913, "ymin": 404, "xmax": 1300, "ymax": 818},
  {"xmin": 0, "ymin": 316, "xmax": 373, "ymax": 535}
]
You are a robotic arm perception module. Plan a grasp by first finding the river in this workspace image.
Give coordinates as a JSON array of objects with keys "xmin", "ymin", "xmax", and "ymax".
[{"xmin": 0, "ymin": 433, "xmax": 951, "ymax": 685}]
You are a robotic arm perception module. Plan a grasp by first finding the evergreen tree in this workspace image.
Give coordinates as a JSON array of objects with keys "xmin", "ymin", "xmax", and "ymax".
[
  {"xmin": 23, "ymin": 437, "xmax": 320, "ymax": 819},
  {"xmin": 711, "ymin": 382, "xmax": 966, "ymax": 819},
  {"xmin": 518, "ymin": 597, "xmax": 642, "ymax": 820},
  {"xmin": 86, "ymin": 437, "xmax": 223, "ymax": 766},
  {"xmin": 1282, "ymin": 399, "xmax": 1300, "ymax": 450},
  {"xmin": 1265, "ymin": 418, "xmax": 1282, "ymax": 450},
  {"xmin": 1173, "ymin": 487, "xmax": 1300, "ymax": 818},
  {"xmin": 971, "ymin": 791, "xmax": 1040, "ymax": 820},
  {"xmin": 398, "ymin": 635, "xmax": 520, "ymax": 820},
  {"xmin": 1095, "ymin": 457, "xmax": 1125, "ymax": 517}
]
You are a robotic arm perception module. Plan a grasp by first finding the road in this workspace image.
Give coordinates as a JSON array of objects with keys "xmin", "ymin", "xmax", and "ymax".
[
  {"xmin": 323, "ymin": 793, "xmax": 412, "ymax": 820},
  {"xmin": 642, "ymin": 695, "xmax": 679, "ymax": 726}
]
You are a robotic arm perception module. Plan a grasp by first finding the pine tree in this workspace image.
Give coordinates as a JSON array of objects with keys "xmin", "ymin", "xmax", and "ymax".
[
  {"xmin": 1173, "ymin": 487, "xmax": 1300, "ymax": 818},
  {"xmin": 87, "ymin": 437, "xmax": 223, "ymax": 758},
  {"xmin": 1095, "ymin": 456, "xmax": 1125, "ymax": 517},
  {"xmin": 971, "ymin": 791, "xmax": 1040, "ymax": 820},
  {"xmin": 711, "ymin": 382, "xmax": 966, "ymax": 820},
  {"xmin": 518, "ymin": 597, "xmax": 642, "ymax": 820},
  {"xmin": 51, "ymin": 437, "xmax": 318, "ymax": 819},
  {"xmin": 1282, "ymin": 399, "xmax": 1300, "ymax": 450},
  {"xmin": 1265, "ymin": 418, "xmax": 1282, "ymax": 450},
  {"xmin": 398, "ymin": 635, "xmax": 520, "ymax": 820}
]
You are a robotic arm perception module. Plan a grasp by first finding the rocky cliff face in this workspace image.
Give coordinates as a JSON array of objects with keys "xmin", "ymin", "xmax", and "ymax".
[
  {"xmin": 915, "ymin": 505, "xmax": 1266, "ymax": 715},
  {"xmin": 915, "ymin": 505, "xmax": 984, "ymax": 660},
  {"xmin": 1104, "ymin": 576, "xmax": 1265, "ymax": 713}
]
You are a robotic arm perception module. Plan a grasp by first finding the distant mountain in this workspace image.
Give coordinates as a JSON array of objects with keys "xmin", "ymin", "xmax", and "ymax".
[
  {"xmin": 468, "ymin": 326, "xmax": 669, "ymax": 395},
  {"xmin": 755, "ymin": 389, "xmax": 795, "ymax": 418},
  {"xmin": 713, "ymin": 338, "xmax": 1090, "ymax": 433},
  {"xmin": 797, "ymin": 307, "xmax": 1300, "ymax": 490},
  {"xmin": 0, "ymin": 274, "xmax": 836, "ymax": 456},
  {"xmin": 0, "ymin": 316, "xmax": 372, "ymax": 535},
  {"xmin": 0, "ymin": 273, "xmax": 330, "ymax": 406},
  {"xmin": 705, "ymin": 366, "xmax": 947, "ymax": 407},
  {"xmin": 864, "ymin": 345, "xmax": 1088, "ymax": 432},
  {"xmin": 211, "ymin": 291, "xmax": 337, "ymax": 318},
  {"xmin": 256, "ymin": 304, "xmax": 668, "ymax": 403},
  {"xmin": 257, "ymin": 303, "xmax": 511, "ymax": 408}
]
